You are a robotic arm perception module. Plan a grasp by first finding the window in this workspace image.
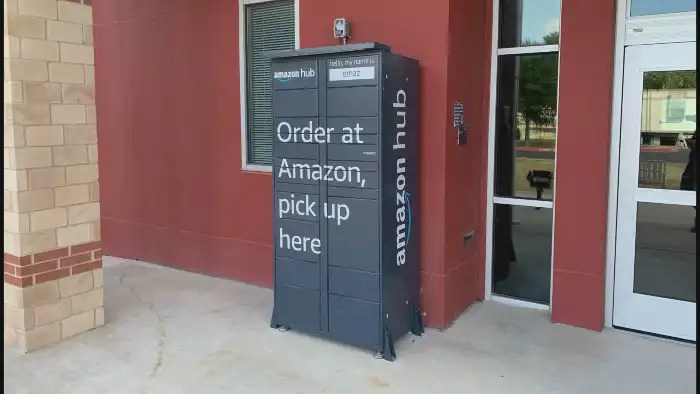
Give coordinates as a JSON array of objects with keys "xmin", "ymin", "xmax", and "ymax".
[
  {"xmin": 243, "ymin": 0, "xmax": 296, "ymax": 167},
  {"xmin": 666, "ymin": 94, "xmax": 686, "ymax": 123},
  {"xmin": 630, "ymin": 0, "xmax": 696, "ymax": 17},
  {"xmin": 489, "ymin": 0, "xmax": 561, "ymax": 305}
]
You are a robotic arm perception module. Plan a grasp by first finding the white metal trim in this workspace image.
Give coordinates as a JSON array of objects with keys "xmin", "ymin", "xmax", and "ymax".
[
  {"xmin": 612, "ymin": 42, "xmax": 696, "ymax": 341},
  {"xmin": 239, "ymin": 0, "xmax": 300, "ymax": 172},
  {"xmin": 243, "ymin": 164, "xmax": 273, "ymax": 173},
  {"xmin": 604, "ymin": 0, "xmax": 628, "ymax": 328},
  {"xmin": 625, "ymin": 13, "xmax": 697, "ymax": 46},
  {"xmin": 485, "ymin": 0, "xmax": 560, "ymax": 306},
  {"xmin": 636, "ymin": 189, "xmax": 697, "ymax": 205},
  {"xmin": 497, "ymin": 45, "xmax": 559, "ymax": 56},
  {"xmin": 491, "ymin": 295, "xmax": 551, "ymax": 311},
  {"xmin": 547, "ymin": 9, "xmax": 564, "ymax": 310},
  {"xmin": 484, "ymin": 0, "xmax": 500, "ymax": 300},
  {"xmin": 493, "ymin": 197, "xmax": 553, "ymax": 209}
]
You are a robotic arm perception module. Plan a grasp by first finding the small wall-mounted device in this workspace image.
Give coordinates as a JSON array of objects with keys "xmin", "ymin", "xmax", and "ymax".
[
  {"xmin": 333, "ymin": 18, "xmax": 350, "ymax": 44},
  {"xmin": 453, "ymin": 102, "xmax": 466, "ymax": 145}
]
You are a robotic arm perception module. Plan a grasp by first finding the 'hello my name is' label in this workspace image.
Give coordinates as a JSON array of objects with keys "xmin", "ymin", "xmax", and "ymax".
[{"xmin": 329, "ymin": 66, "xmax": 375, "ymax": 81}]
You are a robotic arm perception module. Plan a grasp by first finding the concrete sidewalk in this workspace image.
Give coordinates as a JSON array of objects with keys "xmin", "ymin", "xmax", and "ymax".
[{"xmin": 4, "ymin": 257, "xmax": 696, "ymax": 394}]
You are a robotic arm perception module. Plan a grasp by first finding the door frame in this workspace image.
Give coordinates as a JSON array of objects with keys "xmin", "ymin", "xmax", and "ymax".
[
  {"xmin": 605, "ymin": 1, "xmax": 697, "ymax": 328},
  {"xmin": 484, "ymin": 0, "xmax": 561, "ymax": 310},
  {"xmin": 612, "ymin": 42, "xmax": 696, "ymax": 340}
]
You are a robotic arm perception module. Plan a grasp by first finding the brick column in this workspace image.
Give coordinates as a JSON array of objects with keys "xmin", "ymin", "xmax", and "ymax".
[{"xmin": 4, "ymin": 0, "xmax": 102, "ymax": 353}]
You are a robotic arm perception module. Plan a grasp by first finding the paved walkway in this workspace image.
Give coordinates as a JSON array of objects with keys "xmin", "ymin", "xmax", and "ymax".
[{"xmin": 4, "ymin": 257, "xmax": 696, "ymax": 394}]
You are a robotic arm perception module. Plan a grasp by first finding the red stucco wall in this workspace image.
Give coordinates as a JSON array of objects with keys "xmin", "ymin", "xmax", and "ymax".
[
  {"xmin": 94, "ymin": 0, "xmax": 492, "ymax": 328},
  {"xmin": 441, "ymin": 0, "xmax": 493, "ymax": 325},
  {"xmin": 94, "ymin": 1, "xmax": 273, "ymax": 287},
  {"xmin": 551, "ymin": 0, "xmax": 616, "ymax": 330},
  {"xmin": 94, "ymin": 0, "xmax": 614, "ymax": 332}
]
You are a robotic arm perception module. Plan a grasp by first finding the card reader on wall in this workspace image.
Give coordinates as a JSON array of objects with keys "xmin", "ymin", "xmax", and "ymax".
[{"xmin": 453, "ymin": 102, "xmax": 466, "ymax": 145}]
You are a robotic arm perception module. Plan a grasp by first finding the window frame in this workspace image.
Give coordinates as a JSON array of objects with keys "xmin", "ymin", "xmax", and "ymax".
[
  {"xmin": 665, "ymin": 93, "xmax": 686, "ymax": 123},
  {"xmin": 239, "ymin": 0, "xmax": 300, "ymax": 172},
  {"xmin": 485, "ymin": 0, "xmax": 563, "ymax": 307}
]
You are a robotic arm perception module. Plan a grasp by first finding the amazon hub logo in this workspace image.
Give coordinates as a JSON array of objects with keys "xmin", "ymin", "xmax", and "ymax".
[{"xmin": 273, "ymin": 67, "xmax": 315, "ymax": 82}]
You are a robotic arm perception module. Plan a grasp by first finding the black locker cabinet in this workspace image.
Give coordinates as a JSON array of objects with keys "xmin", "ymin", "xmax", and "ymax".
[{"xmin": 268, "ymin": 43, "xmax": 423, "ymax": 361}]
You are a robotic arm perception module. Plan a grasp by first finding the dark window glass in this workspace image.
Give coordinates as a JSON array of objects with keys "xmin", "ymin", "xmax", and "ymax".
[
  {"xmin": 492, "ymin": 204, "xmax": 553, "ymax": 304},
  {"xmin": 630, "ymin": 0, "xmax": 696, "ymax": 17},
  {"xmin": 634, "ymin": 203, "xmax": 696, "ymax": 303},
  {"xmin": 494, "ymin": 53, "xmax": 559, "ymax": 200},
  {"xmin": 499, "ymin": 0, "xmax": 560, "ymax": 48},
  {"xmin": 246, "ymin": 0, "xmax": 296, "ymax": 165}
]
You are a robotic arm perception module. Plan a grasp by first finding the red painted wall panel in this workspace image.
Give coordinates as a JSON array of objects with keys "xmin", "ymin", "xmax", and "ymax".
[
  {"xmin": 551, "ymin": 0, "xmax": 616, "ymax": 330},
  {"xmin": 442, "ymin": 0, "xmax": 493, "ymax": 324},
  {"xmin": 95, "ymin": 0, "xmax": 493, "ymax": 328},
  {"xmin": 95, "ymin": 0, "xmax": 273, "ymax": 287}
]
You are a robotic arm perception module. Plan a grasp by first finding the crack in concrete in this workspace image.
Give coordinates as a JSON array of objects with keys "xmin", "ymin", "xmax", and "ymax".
[
  {"xmin": 118, "ymin": 269, "xmax": 167, "ymax": 384},
  {"xmin": 198, "ymin": 304, "xmax": 248, "ymax": 316}
]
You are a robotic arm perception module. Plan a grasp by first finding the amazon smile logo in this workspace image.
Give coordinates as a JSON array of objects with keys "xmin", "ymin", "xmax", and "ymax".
[{"xmin": 273, "ymin": 68, "xmax": 316, "ymax": 83}]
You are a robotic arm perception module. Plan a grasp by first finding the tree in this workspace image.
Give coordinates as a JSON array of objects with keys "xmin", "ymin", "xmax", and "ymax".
[
  {"xmin": 643, "ymin": 71, "xmax": 696, "ymax": 90},
  {"xmin": 517, "ymin": 32, "xmax": 559, "ymax": 145}
]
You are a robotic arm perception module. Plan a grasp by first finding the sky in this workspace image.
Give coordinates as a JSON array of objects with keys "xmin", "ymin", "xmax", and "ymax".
[
  {"xmin": 519, "ymin": 0, "xmax": 696, "ymax": 43},
  {"xmin": 630, "ymin": 0, "xmax": 696, "ymax": 17},
  {"xmin": 520, "ymin": 0, "xmax": 560, "ymax": 44}
]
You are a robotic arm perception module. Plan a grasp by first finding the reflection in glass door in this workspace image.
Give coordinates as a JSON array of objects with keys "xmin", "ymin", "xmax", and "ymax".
[{"xmin": 614, "ymin": 42, "xmax": 696, "ymax": 341}]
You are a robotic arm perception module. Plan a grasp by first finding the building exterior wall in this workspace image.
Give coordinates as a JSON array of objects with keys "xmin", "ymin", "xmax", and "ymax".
[
  {"xmin": 94, "ymin": 0, "xmax": 617, "ymax": 331},
  {"xmin": 4, "ymin": 0, "xmax": 103, "ymax": 353},
  {"xmin": 551, "ymin": 0, "xmax": 616, "ymax": 331},
  {"xmin": 94, "ymin": 1, "xmax": 274, "ymax": 287},
  {"xmin": 640, "ymin": 89, "xmax": 696, "ymax": 137},
  {"xmin": 94, "ymin": 0, "xmax": 490, "ymax": 328}
]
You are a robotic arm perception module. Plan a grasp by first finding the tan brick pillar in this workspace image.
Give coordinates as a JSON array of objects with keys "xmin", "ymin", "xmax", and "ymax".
[{"xmin": 4, "ymin": 0, "xmax": 102, "ymax": 353}]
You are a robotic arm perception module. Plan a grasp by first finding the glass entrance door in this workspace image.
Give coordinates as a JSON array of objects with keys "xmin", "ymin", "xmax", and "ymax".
[{"xmin": 613, "ymin": 42, "xmax": 696, "ymax": 341}]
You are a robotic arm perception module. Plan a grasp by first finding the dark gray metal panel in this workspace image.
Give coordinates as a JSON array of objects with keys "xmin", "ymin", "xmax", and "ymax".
[
  {"xmin": 265, "ymin": 42, "xmax": 390, "ymax": 59},
  {"xmin": 329, "ymin": 295, "xmax": 380, "ymax": 349},
  {"xmin": 273, "ymin": 89, "xmax": 319, "ymax": 117},
  {"xmin": 275, "ymin": 191, "xmax": 320, "ymax": 222},
  {"xmin": 274, "ymin": 182, "xmax": 319, "ymax": 194},
  {"xmin": 276, "ymin": 284, "xmax": 320, "ymax": 332},
  {"xmin": 318, "ymin": 111, "xmax": 329, "ymax": 333},
  {"xmin": 327, "ymin": 160, "xmax": 378, "ymax": 171},
  {"xmin": 274, "ymin": 117, "xmax": 327, "ymax": 144},
  {"xmin": 327, "ymin": 87, "xmax": 379, "ymax": 117},
  {"xmin": 328, "ymin": 197, "xmax": 379, "ymax": 273},
  {"xmin": 273, "ymin": 142, "xmax": 319, "ymax": 159},
  {"xmin": 379, "ymin": 52, "xmax": 421, "ymax": 345},
  {"xmin": 328, "ymin": 135, "xmax": 378, "ymax": 145},
  {"xmin": 273, "ymin": 158, "xmax": 321, "ymax": 185},
  {"xmin": 276, "ymin": 257, "xmax": 319, "ymax": 290},
  {"xmin": 328, "ymin": 144, "xmax": 378, "ymax": 162},
  {"xmin": 271, "ymin": 60, "xmax": 318, "ymax": 90},
  {"xmin": 276, "ymin": 218, "xmax": 321, "ymax": 262},
  {"xmin": 329, "ymin": 266, "xmax": 379, "ymax": 302},
  {"xmin": 327, "ymin": 117, "xmax": 378, "ymax": 135},
  {"xmin": 327, "ymin": 186, "xmax": 379, "ymax": 200},
  {"xmin": 326, "ymin": 159, "xmax": 378, "ymax": 189},
  {"xmin": 327, "ymin": 161, "xmax": 378, "ymax": 189}
]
